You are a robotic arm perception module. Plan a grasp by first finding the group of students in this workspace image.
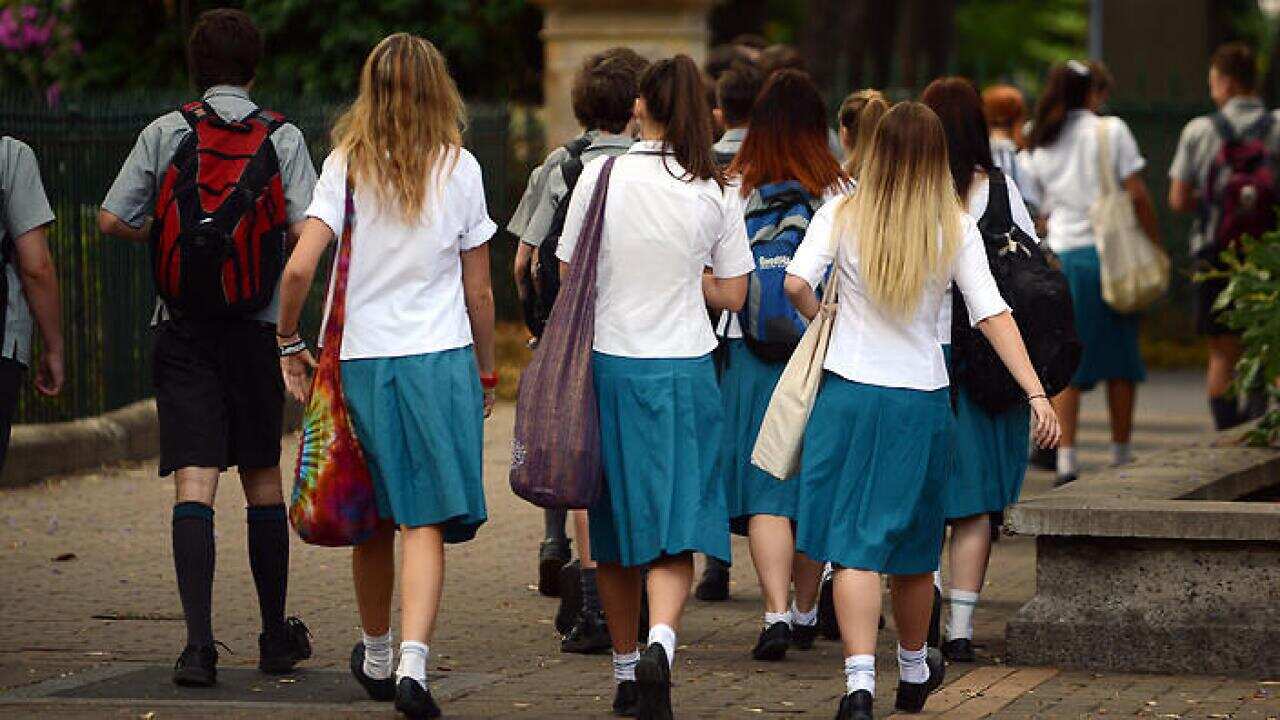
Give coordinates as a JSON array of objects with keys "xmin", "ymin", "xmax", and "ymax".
[{"xmin": 0, "ymin": 8, "xmax": 1271, "ymax": 720}]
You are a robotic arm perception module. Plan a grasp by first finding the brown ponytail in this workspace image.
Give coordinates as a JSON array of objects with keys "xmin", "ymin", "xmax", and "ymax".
[{"xmin": 639, "ymin": 55, "xmax": 723, "ymax": 186}]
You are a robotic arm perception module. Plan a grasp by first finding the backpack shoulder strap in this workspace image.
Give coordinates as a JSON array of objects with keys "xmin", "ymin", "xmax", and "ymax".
[
  {"xmin": 559, "ymin": 135, "xmax": 593, "ymax": 190},
  {"xmin": 979, "ymin": 167, "xmax": 1014, "ymax": 234},
  {"xmin": 1210, "ymin": 111, "xmax": 1236, "ymax": 144},
  {"xmin": 1243, "ymin": 111, "xmax": 1274, "ymax": 141}
]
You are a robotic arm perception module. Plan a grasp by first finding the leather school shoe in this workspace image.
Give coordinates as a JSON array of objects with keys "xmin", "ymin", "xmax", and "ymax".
[
  {"xmin": 834, "ymin": 689, "xmax": 873, "ymax": 720},
  {"xmin": 751, "ymin": 621, "xmax": 792, "ymax": 662},
  {"xmin": 613, "ymin": 680, "xmax": 640, "ymax": 717},
  {"xmin": 538, "ymin": 537, "xmax": 572, "ymax": 597},
  {"xmin": 259, "ymin": 616, "xmax": 313, "ymax": 674},
  {"xmin": 694, "ymin": 558, "xmax": 730, "ymax": 602},
  {"xmin": 562, "ymin": 609, "xmax": 613, "ymax": 654},
  {"xmin": 350, "ymin": 642, "xmax": 396, "ymax": 701},
  {"xmin": 894, "ymin": 647, "xmax": 946, "ymax": 713},
  {"xmin": 173, "ymin": 643, "xmax": 218, "ymax": 687},
  {"xmin": 395, "ymin": 676, "xmax": 442, "ymax": 719},
  {"xmin": 635, "ymin": 643, "xmax": 674, "ymax": 720},
  {"xmin": 791, "ymin": 621, "xmax": 819, "ymax": 650},
  {"xmin": 941, "ymin": 638, "xmax": 976, "ymax": 663},
  {"xmin": 555, "ymin": 559, "xmax": 583, "ymax": 635}
]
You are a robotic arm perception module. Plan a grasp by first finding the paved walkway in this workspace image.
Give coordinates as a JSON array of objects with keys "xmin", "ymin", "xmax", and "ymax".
[{"xmin": 1, "ymin": 372, "xmax": 1277, "ymax": 718}]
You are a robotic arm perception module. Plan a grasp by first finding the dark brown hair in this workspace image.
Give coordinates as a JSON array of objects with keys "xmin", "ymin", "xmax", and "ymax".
[
  {"xmin": 920, "ymin": 77, "xmax": 994, "ymax": 199},
  {"xmin": 571, "ymin": 56, "xmax": 642, "ymax": 134},
  {"xmin": 593, "ymin": 47, "xmax": 650, "ymax": 81},
  {"xmin": 730, "ymin": 70, "xmax": 846, "ymax": 198},
  {"xmin": 1028, "ymin": 61, "xmax": 1092, "ymax": 148},
  {"xmin": 1211, "ymin": 41, "xmax": 1257, "ymax": 91},
  {"xmin": 716, "ymin": 60, "xmax": 765, "ymax": 127},
  {"xmin": 759, "ymin": 44, "xmax": 805, "ymax": 76},
  {"xmin": 640, "ymin": 55, "xmax": 722, "ymax": 185},
  {"xmin": 187, "ymin": 9, "xmax": 263, "ymax": 91}
]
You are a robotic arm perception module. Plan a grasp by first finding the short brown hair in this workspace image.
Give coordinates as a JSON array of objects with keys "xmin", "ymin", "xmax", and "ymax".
[
  {"xmin": 759, "ymin": 44, "xmax": 805, "ymax": 77},
  {"xmin": 1212, "ymin": 42, "xmax": 1257, "ymax": 90},
  {"xmin": 187, "ymin": 9, "xmax": 263, "ymax": 91},
  {"xmin": 716, "ymin": 61, "xmax": 764, "ymax": 127},
  {"xmin": 571, "ymin": 56, "xmax": 641, "ymax": 134}
]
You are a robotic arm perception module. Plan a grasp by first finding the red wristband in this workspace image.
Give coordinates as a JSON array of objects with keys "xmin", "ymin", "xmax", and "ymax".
[{"xmin": 480, "ymin": 372, "xmax": 499, "ymax": 390}]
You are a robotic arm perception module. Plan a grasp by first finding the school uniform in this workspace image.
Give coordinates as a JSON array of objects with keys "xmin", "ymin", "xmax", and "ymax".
[
  {"xmin": 556, "ymin": 141, "xmax": 754, "ymax": 568},
  {"xmin": 941, "ymin": 174, "xmax": 1039, "ymax": 520},
  {"xmin": 788, "ymin": 198, "xmax": 1008, "ymax": 575},
  {"xmin": 307, "ymin": 148, "xmax": 495, "ymax": 541},
  {"xmin": 1019, "ymin": 110, "xmax": 1147, "ymax": 391},
  {"xmin": 522, "ymin": 131, "xmax": 634, "ymax": 248}
]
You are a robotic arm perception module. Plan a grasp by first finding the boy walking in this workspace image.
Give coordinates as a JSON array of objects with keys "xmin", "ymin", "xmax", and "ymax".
[
  {"xmin": 1169, "ymin": 42, "xmax": 1278, "ymax": 429},
  {"xmin": 98, "ymin": 9, "xmax": 317, "ymax": 686}
]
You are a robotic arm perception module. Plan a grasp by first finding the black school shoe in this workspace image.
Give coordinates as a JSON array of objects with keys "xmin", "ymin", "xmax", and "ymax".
[
  {"xmin": 1054, "ymin": 473, "xmax": 1077, "ymax": 488},
  {"xmin": 562, "ymin": 609, "xmax": 612, "ymax": 654},
  {"xmin": 694, "ymin": 560, "xmax": 730, "ymax": 602},
  {"xmin": 635, "ymin": 644, "xmax": 674, "ymax": 720},
  {"xmin": 350, "ymin": 642, "xmax": 396, "ymax": 701},
  {"xmin": 894, "ymin": 647, "xmax": 946, "ymax": 713},
  {"xmin": 538, "ymin": 537, "xmax": 572, "ymax": 597},
  {"xmin": 941, "ymin": 638, "xmax": 976, "ymax": 663},
  {"xmin": 173, "ymin": 643, "xmax": 218, "ymax": 687},
  {"xmin": 834, "ymin": 689, "xmax": 873, "ymax": 720},
  {"xmin": 751, "ymin": 621, "xmax": 791, "ymax": 662},
  {"xmin": 791, "ymin": 621, "xmax": 819, "ymax": 650},
  {"xmin": 1030, "ymin": 446, "xmax": 1056, "ymax": 471},
  {"xmin": 395, "ymin": 676, "xmax": 442, "ymax": 719},
  {"xmin": 613, "ymin": 680, "xmax": 639, "ymax": 717},
  {"xmin": 259, "ymin": 616, "xmax": 313, "ymax": 674},
  {"xmin": 555, "ymin": 559, "xmax": 583, "ymax": 635}
]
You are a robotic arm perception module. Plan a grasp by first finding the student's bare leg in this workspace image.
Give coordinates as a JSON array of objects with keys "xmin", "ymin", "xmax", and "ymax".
[
  {"xmin": 353, "ymin": 521, "xmax": 397, "ymax": 635},
  {"xmin": 1052, "ymin": 387, "xmax": 1082, "ymax": 450},
  {"xmin": 573, "ymin": 509, "xmax": 596, "ymax": 570},
  {"xmin": 399, "ymin": 525, "xmax": 446, "ymax": 645},
  {"xmin": 792, "ymin": 552, "xmax": 824, "ymax": 614},
  {"xmin": 888, "ymin": 573, "xmax": 935, "ymax": 652},
  {"xmin": 833, "ymin": 568, "xmax": 881, "ymax": 657},
  {"xmin": 646, "ymin": 553, "xmax": 694, "ymax": 632},
  {"xmin": 597, "ymin": 562, "xmax": 644, "ymax": 653},
  {"xmin": 1105, "ymin": 380, "xmax": 1136, "ymax": 444},
  {"xmin": 748, "ymin": 514, "xmax": 795, "ymax": 615}
]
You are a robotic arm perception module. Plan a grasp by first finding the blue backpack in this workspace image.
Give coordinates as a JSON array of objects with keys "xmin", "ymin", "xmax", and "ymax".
[{"xmin": 738, "ymin": 180, "xmax": 818, "ymax": 362}]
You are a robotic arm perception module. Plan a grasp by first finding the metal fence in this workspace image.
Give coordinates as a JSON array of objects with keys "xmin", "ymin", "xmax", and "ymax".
[{"xmin": 2, "ymin": 92, "xmax": 539, "ymax": 423}]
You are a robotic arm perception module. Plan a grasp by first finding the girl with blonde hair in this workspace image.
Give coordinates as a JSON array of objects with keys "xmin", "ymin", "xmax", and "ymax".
[
  {"xmin": 276, "ymin": 33, "xmax": 497, "ymax": 719},
  {"xmin": 837, "ymin": 89, "xmax": 889, "ymax": 177},
  {"xmin": 784, "ymin": 102, "xmax": 1059, "ymax": 720}
]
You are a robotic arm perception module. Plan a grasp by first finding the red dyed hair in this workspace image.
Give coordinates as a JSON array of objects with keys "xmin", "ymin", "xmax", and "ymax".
[{"xmin": 729, "ymin": 70, "xmax": 847, "ymax": 197}]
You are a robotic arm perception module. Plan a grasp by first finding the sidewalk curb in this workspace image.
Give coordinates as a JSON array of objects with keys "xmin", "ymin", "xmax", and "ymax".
[{"xmin": 2, "ymin": 398, "xmax": 303, "ymax": 489}]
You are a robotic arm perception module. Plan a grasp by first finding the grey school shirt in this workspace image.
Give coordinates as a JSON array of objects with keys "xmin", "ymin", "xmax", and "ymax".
[
  {"xmin": 520, "ymin": 131, "xmax": 634, "ymax": 247},
  {"xmin": 101, "ymin": 85, "xmax": 317, "ymax": 324},
  {"xmin": 1168, "ymin": 95, "xmax": 1280, "ymax": 255},
  {"xmin": 1, "ymin": 137, "xmax": 55, "ymax": 366}
]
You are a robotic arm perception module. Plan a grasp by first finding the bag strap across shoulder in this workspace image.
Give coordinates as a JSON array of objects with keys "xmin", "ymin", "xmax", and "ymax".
[
  {"xmin": 322, "ymin": 173, "xmax": 357, "ymax": 354},
  {"xmin": 1094, "ymin": 116, "xmax": 1118, "ymax": 195},
  {"xmin": 979, "ymin": 167, "xmax": 1013, "ymax": 235}
]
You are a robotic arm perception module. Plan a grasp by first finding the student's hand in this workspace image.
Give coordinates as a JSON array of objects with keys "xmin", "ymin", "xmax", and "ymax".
[
  {"xmin": 483, "ymin": 388, "xmax": 496, "ymax": 419},
  {"xmin": 34, "ymin": 350, "xmax": 64, "ymax": 397},
  {"xmin": 282, "ymin": 350, "xmax": 317, "ymax": 404},
  {"xmin": 1029, "ymin": 396, "xmax": 1061, "ymax": 449}
]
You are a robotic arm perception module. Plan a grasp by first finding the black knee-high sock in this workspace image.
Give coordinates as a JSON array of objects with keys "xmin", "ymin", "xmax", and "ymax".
[
  {"xmin": 581, "ymin": 566, "xmax": 601, "ymax": 615},
  {"xmin": 543, "ymin": 508, "xmax": 569, "ymax": 543},
  {"xmin": 172, "ymin": 502, "xmax": 216, "ymax": 647},
  {"xmin": 247, "ymin": 504, "xmax": 289, "ymax": 636}
]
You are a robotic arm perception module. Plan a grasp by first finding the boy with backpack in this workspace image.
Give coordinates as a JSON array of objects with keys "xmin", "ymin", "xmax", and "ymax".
[
  {"xmin": 0, "ymin": 137, "xmax": 64, "ymax": 472},
  {"xmin": 97, "ymin": 9, "xmax": 317, "ymax": 687},
  {"xmin": 1169, "ymin": 42, "xmax": 1277, "ymax": 429}
]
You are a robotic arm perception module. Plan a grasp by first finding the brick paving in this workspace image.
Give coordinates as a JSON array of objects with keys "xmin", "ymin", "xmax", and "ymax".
[{"xmin": 1, "ymin": 372, "xmax": 1277, "ymax": 718}]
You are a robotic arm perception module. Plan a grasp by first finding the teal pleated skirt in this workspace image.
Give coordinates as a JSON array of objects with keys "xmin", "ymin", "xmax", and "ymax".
[
  {"xmin": 795, "ymin": 373, "xmax": 954, "ymax": 575},
  {"xmin": 942, "ymin": 346, "xmax": 1030, "ymax": 520},
  {"xmin": 1058, "ymin": 246, "xmax": 1147, "ymax": 390},
  {"xmin": 340, "ymin": 346, "xmax": 487, "ymax": 543},
  {"xmin": 588, "ymin": 351, "xmax": 732, "ymax": 568},
  {"xmin": 720, "ymin": 340, "xmax": 793, "ymax": 535}
]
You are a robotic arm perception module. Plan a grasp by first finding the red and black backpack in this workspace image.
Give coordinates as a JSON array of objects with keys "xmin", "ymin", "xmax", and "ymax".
[
  {"xmin": 151, "ymin": 101, "xmax": 289, "ymax": 319},
  {"xmin": 1201, "ymin": 111, "xmax": 1279, "ymax": 258}
]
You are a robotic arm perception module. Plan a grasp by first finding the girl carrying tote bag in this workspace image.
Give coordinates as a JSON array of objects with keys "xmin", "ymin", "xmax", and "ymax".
[
  {"xmin": 289, "ymin": 179, "xmax": 381, "ymax": 547},
  {"xmin": 751, "ymin": 230, "xmax": 840, "ymax": 480},
  {"xmin": 1090, "ymin": 117, "xmax": 1170, "ymax": 313},
  {"xmin": 509, "ymin": 156, "xmax": 618, "ymax": 509}
]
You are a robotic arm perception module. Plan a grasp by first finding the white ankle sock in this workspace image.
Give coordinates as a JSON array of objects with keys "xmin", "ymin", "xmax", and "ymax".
[
  {"xmin": 396, "ymin": 641, "xmax": 429, "ymax": 687},
  {"xmin": 362, "ymin": 631, "xmax": 393, "ymax": 680},
  {"xmin": 647, "ymin": 624, "xmax": 676, "ymax": 670},
  {"xmin": 898, "ymin": 644, "xmax": 929, "ymax": 684},
  {"xmin": 613, "ymin": 650, "xmax": 639, "ymax": 683},
  {"xmin": 789, "ymin": 600, "xmax": 818, "ymax": 627},
  {"xmin": 764, "ymin": 610, "xmax": 790, "ymax": 628},
  {"xmin": 1110, "ymin": 442, "xmax": 1133, "ymax": 466},
  {"xmin": 932, "ymin": 570, "xmax": 942, "ymax": 590},
  {"xmin": 946, "ymin": 590, "xmax": 979, "ymax": 641},
  {"xmin": 1057, "ymin": 447, "xmax": 1078, "ymax": 477},
  {"xmin": 844, "ymin": 654, "xmax": 875, "ymax": 696}
]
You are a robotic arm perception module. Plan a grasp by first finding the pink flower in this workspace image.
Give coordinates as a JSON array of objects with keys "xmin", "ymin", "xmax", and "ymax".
[{"xmin": 19, "ymin": 4, "xmax": 38, "ymax": 22}]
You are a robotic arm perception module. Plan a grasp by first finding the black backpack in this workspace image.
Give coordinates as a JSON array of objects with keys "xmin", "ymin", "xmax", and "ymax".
[
  {"xmin": 528, "ymin": 134, "xmax": 594, "ymax": 336},
  {"xmin": 950, "ymin": 168, "xmax": 1082, "ymax": 414}
]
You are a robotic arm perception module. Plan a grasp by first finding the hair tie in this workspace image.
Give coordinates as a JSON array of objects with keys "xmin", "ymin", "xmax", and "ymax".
[{"xmin": 1066, "ymin": 59, "xmax": 1090, "ymax": 77}]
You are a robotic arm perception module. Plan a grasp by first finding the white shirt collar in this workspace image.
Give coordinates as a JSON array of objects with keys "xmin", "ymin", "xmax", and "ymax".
[
  {"xmin": 628, "ymin": 140, "xmax": 667, "ymax": 154},
  {"xmin": 203, "ymin": 84, "xmax": 252, "ymax": 101}
]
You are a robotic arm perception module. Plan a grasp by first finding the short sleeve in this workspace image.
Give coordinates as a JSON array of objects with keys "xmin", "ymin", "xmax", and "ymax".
[
  {"xmin": 305, "ymin": 151, "xmax": 347, "ymax": 237},
  {"xmin": 271, "ymin": 124, "xmax": 318, "ymax": 226},
  {"xmin": 555, "ymin": 155, "xmax": 606, "ymax": 265},
  {"xmin": 2, "ymin": 140, "xmax": 54, "ymax": 238},
  {"xmin": 101, "ymin": 120, "xmax": 163, "ymax": 228},
  {"xmin": 952, "ymin": 215, "xmax": 1010, "ymax": 325},
  {"xmin": 711, "ymin": 188, "xmax": 754, "ymax": 278},
  {"xmin": 521, "ymin": 163, "xmax": 566, "ymax": 248},
  {"xmin": 458, "ymin": 150, "xmax": 496, "ymax": 250},
  {"xmin": 788, "ymin": 197, "xmax": 842, "ymax": 288},
  {"xmin": 1110, "ymin": 117, "xmax": 1146, "ymax": 179},
  {"xmin": 506, "ymin": 162, "xmax": 545, "ymax": 236},
  {"xmin": 1168, "ymin": 118, "xmax": 1202, "ymax": 183}
]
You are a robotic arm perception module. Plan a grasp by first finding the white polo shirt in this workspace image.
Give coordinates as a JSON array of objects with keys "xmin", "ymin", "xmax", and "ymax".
[
  {"xmin": 307, "ymin": 148, "xmax": 497, "ymax": 360},
  {"xmin": 788, "ymin": 196, "xmax": 1009, "ymax": 391},
  {"xmin": 1018, "ymin": 110, "xmax": 1146, "ymax": 254},
  {"xmin": 556, "ymin": 141, "xmax": 755, "ymax": 359}
]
